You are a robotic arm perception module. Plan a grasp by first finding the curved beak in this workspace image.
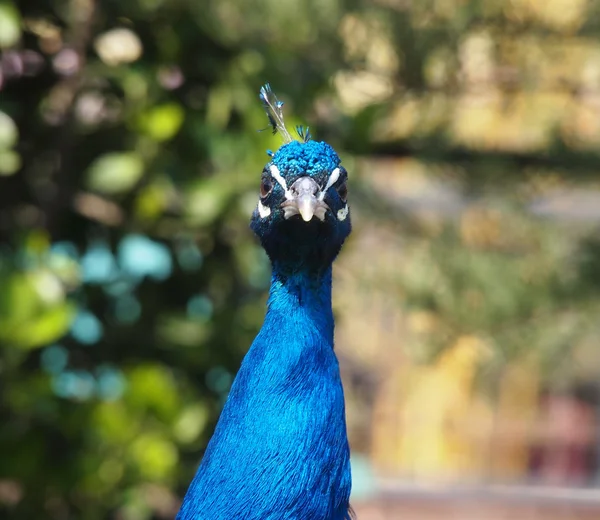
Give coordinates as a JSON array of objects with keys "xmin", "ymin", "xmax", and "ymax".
[
  {"xmin": 281, "ymin": 176, "xmax": 329, "ymax": 222},
  {"xmin": 281, "ymin": 177, "xmax": 329, "ymax": 222}
]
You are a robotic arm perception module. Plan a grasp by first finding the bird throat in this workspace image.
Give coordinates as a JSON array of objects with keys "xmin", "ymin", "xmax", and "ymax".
[{"xmin": 267, "ymin": 265, "xmax": 335, "ymax": 340}]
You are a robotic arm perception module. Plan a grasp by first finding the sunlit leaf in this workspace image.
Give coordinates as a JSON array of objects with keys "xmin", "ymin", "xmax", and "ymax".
[
  {"xmin": 126, "ymin": 364, "xmax": 179, "ymax": 419},
  {"xmin": 0, "ymin": 273, "xmax": 37, "ymax": 323},
  {"xmin": 130, "ymin": 434, "xmax": 178, "ymax": 480},
  {"xmin": 134, "ymin": 181, "xmax": 170, "ymax": 220},
  {"xmin": 173, "ymin": 404, "xmax": 209, "ymax": 444},
  {"xmin": 0, "ymin": 111, "xmax": 18, "ymax": 149},
  {"xmin": 0, "ymin": 268, "xmax": 75, "ymax": 349},
  {"xmin": 86, "ymin": 152, "xmax": 144, "ymax": 194},
  {"xmin": 0, "ymin": 301, "xmax": 76, "ymax": 349},
  {"xmin": 184, "ymin": 178, "xmax": 233, "ymax": 226},
  {"xmin": 138, "ymin": 103, "xmax": 184, "ymax": 142},
  {"xmin": 0, "ymin": 150, "xmax": 21, "ymax": 176},
  {"xmin": 98, "ymin": 458, "xmax": 124, "ymax": 486},
  {"xmin": 0, "ymin": 3, "xmax": 21, "ymax": 48},
  {"xmin": 157, "ymin": 314, "xmax": 210, "ymax": 348}
]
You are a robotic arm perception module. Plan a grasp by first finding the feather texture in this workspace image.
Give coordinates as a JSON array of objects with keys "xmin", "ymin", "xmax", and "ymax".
[
  {"xmin": 177, "ymin": 85, "xmax": 352, "ymax": 520},
  {"xmin": 259, "ymin": 83, "xmax": 293, "ymax": 143},
  {"xmin": 296, "ymin": 125, "xmax": 312, "ymax": 143},
  {"xmin": 177, "ymin": 269, "xmax": 352, "ymax": 519}
]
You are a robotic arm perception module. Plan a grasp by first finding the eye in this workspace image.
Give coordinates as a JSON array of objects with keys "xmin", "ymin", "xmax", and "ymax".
[
  {"xmin": 336, "ymin": 181, "xmax": 348, "ymax": 202},
  {"xmin": 260, "ymin": 177, "xmax": 273, "ymax": 198}
]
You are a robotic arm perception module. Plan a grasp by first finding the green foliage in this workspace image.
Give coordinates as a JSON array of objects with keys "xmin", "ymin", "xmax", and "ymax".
[
  {"xmin": 0, "ymin": 3, "xmax": 20, "ymax": 48},
  {"xmin": 2, "ymin": 0, "xmax": 600, "ymax": 517},
  {"xmin": 137, "ymin": 104, "xmax": 185, "ymax": 142},
  {"xmin": 86, "ymin": 153, "xmax": 145, "ymax": 195}
]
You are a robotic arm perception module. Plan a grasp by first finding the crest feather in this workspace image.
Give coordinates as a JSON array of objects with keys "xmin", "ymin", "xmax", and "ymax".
[
  {"xmin": 295, "ymin": 125, "xmax": 312, "ymax": 143},
  {"xmin": 259, "ymin": 83, "xmax": 293, "ymax": 143}
]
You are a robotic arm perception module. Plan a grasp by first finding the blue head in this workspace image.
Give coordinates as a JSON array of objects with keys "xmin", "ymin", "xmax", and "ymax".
[{"xmin": 250, "ymin": 140, "xmax": 351, "ymax": 274}]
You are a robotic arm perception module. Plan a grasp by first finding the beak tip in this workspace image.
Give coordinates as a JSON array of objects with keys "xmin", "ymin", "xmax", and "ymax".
[{"xmin": 298, "ymin": 199, "xmax": 316, "ymax": 222}]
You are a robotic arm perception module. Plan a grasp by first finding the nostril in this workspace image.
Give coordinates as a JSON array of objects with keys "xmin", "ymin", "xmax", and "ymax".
[{"xmin": 290, "ymin": 176, "xmax": 320, "ymax": 197}]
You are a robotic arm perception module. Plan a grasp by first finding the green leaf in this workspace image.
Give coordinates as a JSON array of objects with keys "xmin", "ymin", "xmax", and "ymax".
[
  {"xmin": 0, "ymin": 3, "xmax": 21, "ymax": 48},
  {"xmin": 86, "ymin": 152, "xmax": 144, "ymax": 194},
  {"xmin": 0, "ymin": 272, "xmax": 39, "ymax": 327},
  {"xmin": 126, "ymin": 364, "xmax": 179, "ymax": 419},
  {"xmin": 129, "ymin": 433, "xmax": 178, "ymax": 480},
  {"xmin": 0, "ymin": 111, "xmax": 18, "ymax": 149},
  {"xmin": 4, "ymin": 303, "xmax": 76, "ymax": 349},
  {"xmin": 93, "ymin": 401, "xmax": 140, "ymax": 444},
  {"xmin": 138, "ymin": 103, "xmax": 184, "ymax": 141},
  {"xmin": 184, "ymin": 178, "xmax": 233, "ymax": 225},
  {"xmin": 0, "ymin": 150, "xmax": 21, "ymax": 175},
  {"xmin": 0, "ymin": 270, "xmax": 75, "ymax": 349},
  {"xmin": 173, "ymin": 404, "xmax": 209, "ymax": 444},
  {"xmin": 134, "ymin": 179, "xmax": 171, "ymax": 220}
]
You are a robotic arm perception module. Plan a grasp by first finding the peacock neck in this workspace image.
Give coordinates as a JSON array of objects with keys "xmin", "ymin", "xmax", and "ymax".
[
  {"xmin": 265, "ymin": 263, "xmax": 334, "ymax": 345},
  {"xmin": 175, "ymin": 262, "xmax": 352, "ymax": 520}
]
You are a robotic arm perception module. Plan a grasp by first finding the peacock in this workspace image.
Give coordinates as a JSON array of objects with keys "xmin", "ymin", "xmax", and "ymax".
[{"xmin": 176, "ymin": 84, "xmax": 353, "ymax": 519}]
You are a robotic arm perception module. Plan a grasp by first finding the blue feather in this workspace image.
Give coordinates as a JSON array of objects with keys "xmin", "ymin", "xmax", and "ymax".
[
  {"xmin": 271, "ymin": 140, "xmax": 340, "ymax": 179},
  {"xmin": 177, "ymin": 269, "xmax": 352, "ymax": 519},
  {"xmin": 296, "ymin": 125, "xmax": 312, "ymax": 142},
  {"xmin": 177, "ymin": 85, "xmax": 352, "ymax": 520}
]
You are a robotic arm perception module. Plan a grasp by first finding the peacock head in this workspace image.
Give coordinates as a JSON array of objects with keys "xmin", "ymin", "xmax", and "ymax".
[{"xmin": 250, "ymin": 85, "xmax": 351, "ymax": 272}]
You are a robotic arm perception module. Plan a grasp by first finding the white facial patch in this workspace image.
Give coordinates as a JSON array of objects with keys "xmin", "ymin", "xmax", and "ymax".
[
  {"xmin": 257, "ymin": 200, "xmax": 271, "ymax": 218},
  {"xmin": 337, "ymin": 204, "xmax": 348, "ymax": 221},
  {"xmin": 269, "ymin": 165, "xmax": 293, "ymax": 200},
  {"xmin": 319, "ymin": 167, "xmax": 340, "ymax": 201}
]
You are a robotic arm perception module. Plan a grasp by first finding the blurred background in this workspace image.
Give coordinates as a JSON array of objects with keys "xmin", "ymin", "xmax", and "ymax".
[{"xmin": 2, "ymin": 0, "xmax": 600, "ymax": 518}]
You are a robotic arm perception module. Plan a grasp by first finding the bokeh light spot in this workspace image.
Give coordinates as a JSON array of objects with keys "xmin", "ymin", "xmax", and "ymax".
[
  {"xmin": 186, "ymin": 294, "xmax": 213, "ymax": 320},
  {"xmin": 205, "ymin": 366, "xmax": 232, "ymax": 395},
  {"xmin": 81, "ymin": 241, "xmax": 119, "ymax": 284},
  {"xmin": 71, "ymin": 309, "xmax": 104, "ymax": 345},
  {"xmin": 40, "ymin": 344, "xmax": 69, "ymax": 374},
  {"xmin": 96, "ymin": 365, "xmax": 127, "ymax": 401},
  {"xmin": 114, "ymin": 294, "xmax": 142, "ymax": 324},
  {"xmin": 52, "ymin": 370, "xmax": 96, "ymax": 401},
  {"xmin": 118, "ymin": 234, "xmax": 172, "ymax": 281}
]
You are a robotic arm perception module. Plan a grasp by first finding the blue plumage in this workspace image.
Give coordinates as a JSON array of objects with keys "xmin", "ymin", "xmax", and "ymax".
[
  {"xmin": 177, "ymin": 86, "xmax": 352, "ymax": 520},
  {"xmin": 271, "ymin": 140, "xmax": 340, "ymax": 179}
]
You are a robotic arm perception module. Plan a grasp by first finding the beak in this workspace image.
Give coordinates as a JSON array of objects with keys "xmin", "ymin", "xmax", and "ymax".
[{"xmin": 281, "ymin": 177, "xmax": 329, "ymax": 222}]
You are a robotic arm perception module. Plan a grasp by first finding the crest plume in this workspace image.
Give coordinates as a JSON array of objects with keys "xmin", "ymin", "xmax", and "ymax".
[
  {"xmin": 296, "ymin": 125, "xmax": 312, "ymax": 143},
  {"xmin": 259, "ymin": 83, "xmax": 293, "ymax": 143}
]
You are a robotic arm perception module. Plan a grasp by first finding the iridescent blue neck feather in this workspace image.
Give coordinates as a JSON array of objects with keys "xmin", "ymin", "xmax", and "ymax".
[
  {"xmin": 177, "ymin": 91, "xmax": 352, "ymax": 519},
  {"xmin": 177, "ymin": 267, "xmax": 352, "ymax": 519}
]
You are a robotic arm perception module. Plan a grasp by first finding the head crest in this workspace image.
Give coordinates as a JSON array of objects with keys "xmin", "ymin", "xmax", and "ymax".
[{"xmin": 259, "ymin": 83, "xmax": 312, "ymax": 147}]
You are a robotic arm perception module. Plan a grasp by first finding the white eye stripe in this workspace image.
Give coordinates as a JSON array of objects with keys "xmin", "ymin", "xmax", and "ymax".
[
  {"xmin": 268, "ymin": 165, "xmax": 344, "ymax": 202},
  {"xmin": 257, "ymin": 200, "xmax": 271, "ymax": 218},
  {"xmin": 319, "ymin": 167, "xmax": 340, "ymax": 201},
  {"xmin": 269, "ymin": 165, "xmax": 293, "ymax": 200}
]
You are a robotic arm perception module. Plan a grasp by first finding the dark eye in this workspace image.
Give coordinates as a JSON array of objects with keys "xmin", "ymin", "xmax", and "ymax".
[
  {"xmin": 336, "ymin": 181, "xmax": 348, "ymax": 202},
  {"xmin": 260, "ymin": 177, "xmax": 273, "ymax": 198}
]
